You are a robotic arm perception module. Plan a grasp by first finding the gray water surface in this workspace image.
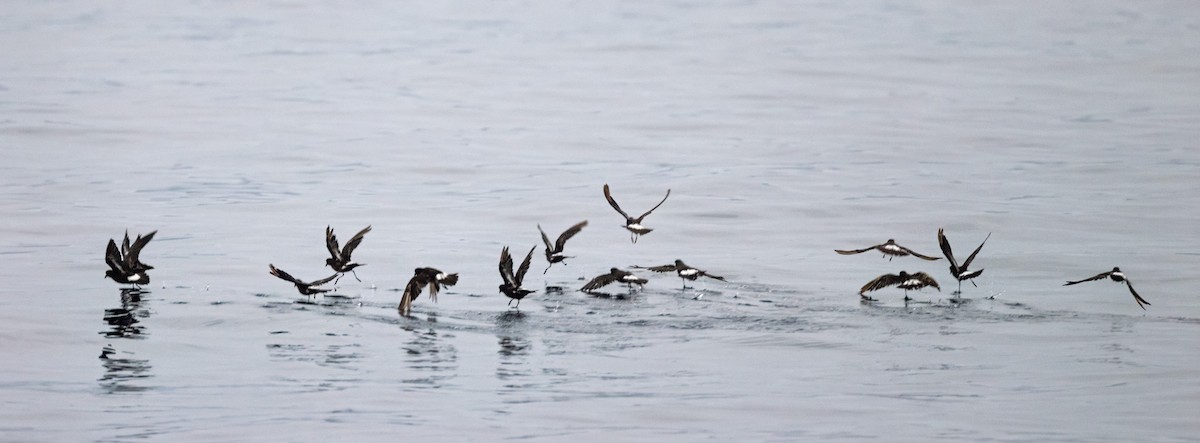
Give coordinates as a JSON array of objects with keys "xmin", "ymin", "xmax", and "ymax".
[{"xmin": 2, "ymin": 1, "xmax": 1199, "ymax": 441}]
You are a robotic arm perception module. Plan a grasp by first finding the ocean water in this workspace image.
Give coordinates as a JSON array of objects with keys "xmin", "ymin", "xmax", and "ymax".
[{"xmin": 2, "ymin": 1, "xmax": 1199, "ymax": 441}]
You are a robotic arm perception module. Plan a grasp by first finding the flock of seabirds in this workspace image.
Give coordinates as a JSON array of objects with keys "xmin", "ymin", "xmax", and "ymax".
[{"xmin": 102, "ymin": 183, "xmax": 1152, "ymax": 314}]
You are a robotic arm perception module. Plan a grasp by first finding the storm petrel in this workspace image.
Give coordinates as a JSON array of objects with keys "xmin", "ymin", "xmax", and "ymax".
[
  {"xmin": 499, "ymin": 246, "xmax": 536, "ymax": 309},
  {"xmin": 325, "ymin": 225, "xmax": 371, "ymax": 283},
  {"xmin": 581, "ymin": 268, "xmax": 649, "ymax": 293},
  {"xmin": 603, "ymin": 184, "xmax": 670, "ymax": 243},
  {"xmin": 539, "ymin": 220, "xmax": 588, "ymax": 273},
  {"xmin": 636, "ymin": 259, "xmax": 726, "ymax": 289},
  {"xmin": 937, "ymin": 228, "xmax": 991, "ymax": 294},
  {"xmin": 269, "ymin": 264, "xmax": 338, "ymax": 296},
  {"xmin": 399, "ymin": 267, "xmax": 459, "ymax": 316},
  {"xmin": 836, "ymin": 239, "xmax": 941, "ymax": 261},
  {"xmin": 105, "ymin": 231, "xmax": 156, "ymax": 287},
  {"xmin": 1064, "ymin": 267, "xmax": 1150, "ymax": 310},
  {"xmin": 859, "ymin": 271, "xmax": 941, "ymax": 301},
  {"xmin": 104, "ymin": 239, "xmax": 149, "ymax": 287}
]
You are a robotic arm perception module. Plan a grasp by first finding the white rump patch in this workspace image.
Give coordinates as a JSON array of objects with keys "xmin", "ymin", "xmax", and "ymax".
[
  {"xmin": 627, "ymin": 224, "xmax": 645, "ymax": 230},
  {"xmin": 680, "ymin": 269, "xmax": 699, "ymax": 276}
]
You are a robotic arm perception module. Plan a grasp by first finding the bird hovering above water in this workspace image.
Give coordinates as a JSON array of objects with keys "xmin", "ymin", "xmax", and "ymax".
[
  {"xmin": 581, "ymin": 268, "xmax": 649, "ymax": 293},
  {"xmin": 539, "ymin": 220, "xmax": 587, "ymax": 273},
  {"xmin": 603, "ymin": 184, "xmax": 670, "ymax": 244},
  {"xmin": 635, "ymin": 259, "xmax": 725, "ymax": 289},
  {"xmin": 937, "ymin": 228, "xmax": 991, "ymax": 294},
  {"xmin": 325, "ymin": 225, "xmax": 371, "ymax": 283},
  {"xmin": 269, "ymin": 264, "xmax": 338, "ymax": 297},
  {"xmin": 104, "ymin": 230, "xmax": 156, "ymax": 288},
  {"xmin": 836, "ymin": 239, "xmax": 941, "ymax": 261},
  {"xmin": 499, "ymin": 246, "xmax": 536, "ymax": 309},
  {"xmin": 859, "ymin": 271, "xmax": 940, "ymax": 301},
  {"xmin": 1064, "ymin": 267, "xmax": 1150, "ymax": 310},
  {"xmin": 399, "ymin": 267, "xmax": 459, "ymax": 316}
]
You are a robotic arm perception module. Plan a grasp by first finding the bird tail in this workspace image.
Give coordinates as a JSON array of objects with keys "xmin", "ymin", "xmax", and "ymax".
[{"xmin": 440, "ymin": 273, "xmax": 459, "ymax": 286}]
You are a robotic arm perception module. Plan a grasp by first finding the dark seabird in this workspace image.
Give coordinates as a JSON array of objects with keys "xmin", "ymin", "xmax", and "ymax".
[
  {"xmin": 539, "ymin": 220, "xmax": 588, "ymax": 273},
  {"xmin": 104, "ymin": 230, "xmax": 156, "ymax": 287},
  {"xmin": 325, "ymin": 225, "xmax": 371, "ymax": 282},
  {"xmin": 269, "ymin": 264, "xmax": 338, "ymax": 296},
  {"xmin": 859, "ymin": 271, "xmax": 940, "ymax": 301},
  {"xmin": 399, "ymin": 267, "xmax": 459, "ymax": 316},
  {"xmin": 1064, "ymin": 267, "xmax": 1150, "ymax": 310},
  {"xmin": 836, "ymin": 239, "xmax": 941, "ymax": 261},
  {"xmin": 635, "ymin": 259, "xmax": 726, "ymax": 289},
  {"xmin": 603, "ymin": 184, "xmax": 670, "ymax": 244},
  {"xmin": 499, "ymin": 246, "xmax": 536, "ymax": 309},
  {"xmin": 937, "ymin": 228, "xmax": 991, "ymax": 294},
  {"xmin": 581, "ymin": 267, "xmax": 649, "ymax": 292}
]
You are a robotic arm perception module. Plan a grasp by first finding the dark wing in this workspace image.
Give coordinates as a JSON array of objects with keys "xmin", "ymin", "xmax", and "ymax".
[
  {"xmin": 859, "ymin": 273, "xmax": 901, "ymax": 294},
  {"xmin": 499, "ymin": 246, "xmax": 517, "ymax": 286},
  {"xmin": 898, "ymin": 244, "xmax": 941, "ymax": 261},
  {"xmin": 835, "ymin": 245, "xmax": 878, "ymax": 255},
  {"xmin": 554, "ymin": 220, "xmax": 588, "ymax": 252},
  {"xmin": 325, "ymin": 226, "xmax": 340, "ymax": 260},
  {"xmin": 937, "ymin": 228, "xmax": 960, "ymax": 274},
  {"xmin": 127, "ymin": 231, "xmax": 156, "ymax": 269},
  {"xmin": 634, "ymin": 264, "xmax": 677, "ymax": 273},
  {"xmin": 960, "ymin": 232, "xmax": 991, "ymax": 270},
  {"xmin": 538, "ymin": 225, "xmax": 554, "ymax": 253},
  {"xmin": 121, "ymin": 230, "xmax": 132, "ymax": 261},
  {"xmin": 514, "ymin": 246, "xmax": 535, "ymax": 286},
  {"xmin": 912, "ymin": 272, "xmax": 941, "ymax": 291},
  {"xmin": 603, "ymin": 184, "xmax": 631, "ymax": 220},
  {"xmin": 1125, "ymin": 280, "xmax": 1150, "ymax": 310},
  {"xmin": 269, "ymin": 264, "xmax": 302, "ymax": 285},
  {"xmin": 582, "ymin": 272, "xmax": 620, "ymax": 291},
  {"xmin": 309, "ymin": 273, "xmax": 339, "ymax": 287},
  {"xmin": 399, "ymin": 277, "xmax": 423, "ymax": 314},
  {"xmin": 702, "ymin": 272, "xmax": 726, "ymax": 281},
  {"xmin": 105, "ymin": 239, "xmax": 126, "ymax": 273},
  {"xmin": 426, "ymin": 280, "xmax": 440, "ymax": 303},
  {"xmin": 1064, "ymin": 271, "xmax": 1112, "ymax": 286},
  {"xmin": 633, "ymin": 189, "xmax": 671, "ymax": 222},
  {"xmin": 340, "ymin": 225, "xmax": 371, "ymax": 259}
]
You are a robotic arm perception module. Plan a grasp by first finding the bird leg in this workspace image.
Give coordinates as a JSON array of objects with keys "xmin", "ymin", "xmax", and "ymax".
[
  {"xmin": 334, "ymin": 273, "xmax": 343, "ymax": 284},
  {"xmin": 543, "ymin": 264, "xmax": 552, "ymax": 274},
  {"xmin": 351, "ymin": 269, "xmax": 362, "ymax": 282}
]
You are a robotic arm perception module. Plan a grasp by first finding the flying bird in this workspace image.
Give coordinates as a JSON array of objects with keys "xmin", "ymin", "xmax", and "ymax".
[
  {"xmin": 836, "ymin": 239, "xmax": 941, "ymax": 261},
  {"xmin": 539, "ymin": 220, "xmax": 588, "ymax": 273},
  {"xmin": 104, "ymin": 230, "xmax": 156, "ymax": 287},
  {"xmin": 581, "ymin": 268, "xmax": 649, "ymax": 293},
  {"xmin": 269, "ymin": 264, "xmax": 338, "ymax": 296},
  {"xmin": 859, "ymin": 271, "xmax": 940, "ymax": 301},
  {"xmin": 1064, "ymin": 267, "xmax": 1150, "ymax": 310},
  {"xmin": 603, "ymin": 184, "xmax": 670, "ymax": 243},
  {"xmin": 499, "ymin": 246, "xmax": 537, "ymax": 309},
  {"xmin": 635, "ymin": 259, "xmax": 725, "ymax": 289},
  {"xmin": 937, "ymin": 229, "xmax": 991, "ymax": 294},
  {"xmin": 325, "ymin": 225, "xmax": 371, "ymax": 282},
  {"xmin": 399, "ymin": 267, "xmax": 459, "ymax": 316}
]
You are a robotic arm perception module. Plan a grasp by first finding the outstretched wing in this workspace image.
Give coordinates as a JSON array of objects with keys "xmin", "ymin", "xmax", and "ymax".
[
  {"xmin": 499, "ymin": 246, "xmax": 517, "ymax": 286},
  {"xmin": 269, "ymin": 264, "xmax": 302, "ymax": 285},
  {"xmin": 309, "ymin": 273, "xmax": 339, "ymax": 287},
  {"xmin": 835, "ymin": 245, "xmax": 878, "ymax": 255},
  {"xmin": 1064, "ymin": 271, "xmax": 1112, "ymax": 286},
  {"xmin": 960, "ymin": 232, "xmax": 991, "ymax": 270},
  {"xmin": 325, "ymin": 226, "xmax": 341, "ymax": 261},
  {"xmin": 582, "ymin": 272, "xmax": 619, "ymax": 291},
  {"xmin": 555, "ymin": 220, "xmax": 588, "ymax": 252},
  {"xmin": 340, "ymin": 225, "xmax": 371, "ymax": 259},
  {"xmin": 634, "ymin": 189, "xmax": 671, "ymax": 222},
  {"xmin": 859, "ymin": 273, "xmax": 901, "ymax": 294},
  {"xmin": 912, "ymin": 272, "xmax": 941, "ymax": 291},
  {"xmin": 399, "ymin": 277, "xmax": 423, "ymax": 314},
  {"xmin": 537, "ymin": 225, "xmax": 554, "ymax": 253},
  {"xmin": 121, "ymin": 231, "xmax": 132, "ymax": 261},
  {"xmin": 898, "ymin": 245, "xmax": 941, "ymax": 261},
  {"xmin": 603, "ymin": 184, "xmax": 631, "ymax": 220},
  {"xmin": 1125, "ymin": 280, "xmax": 1150, "ymax": 310},
  {"xmin": 634, "ymin": 264, "xmax": 677, "ymax": 273},
  {"xmin": 105, "ymin": 239, "xmax": 126, "ymax": 273},
  {"xmin": 702, "ymin": 272, "xmax": 726, "ymax": 281},
  {"xmin": 127, "ymin": 230, "xmax": 156, "ymax": 269},
  {"xmin": 514, "ymin": 246, "xmax": 535, "ymax": 286},
  {"xmin": 937, "ymin": 228, "xmax": 959, "ymax": 274}
]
